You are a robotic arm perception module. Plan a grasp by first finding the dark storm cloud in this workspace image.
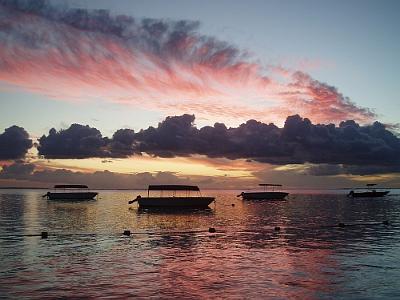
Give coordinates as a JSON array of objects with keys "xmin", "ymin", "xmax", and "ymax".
[
  {"xmin": 274, "ymin": 115, "xmax": 400, "ymax": 166},
  {"xmin": 38, "ymin": 125, "xmax": 140, "ymax": 159},
  {"xmin": 135, "ymin": 114, "xmax": 200, "ymax": 158},
  {"xmin": 0, "ymin": 126, "xmax": 33, "ymax": 159},
  {"xmin": 108, "ymin": 128, "xmax": 137, "ymax": 158},
  {"xmin": 135, "ymin": 114, "xmax": 400, "ymax": 168},
  {"xmin": 37, "ymin": 124, "xmax": 108, "ymax": 158},
  {"xmin": 37, "ymin": 114, "xmax": 400, "ymax": 175}
]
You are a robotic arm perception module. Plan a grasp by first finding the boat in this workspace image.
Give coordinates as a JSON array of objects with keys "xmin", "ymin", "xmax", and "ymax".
[
  {"xmin": 238, "ymin": 184, "xmax": 289, "ymax": 200},
  {"xmin": 43, "ymin": 184, "xmax": 98, "ymax": 200},
  {"xmin": 347, "ymin": 184, "xmax": 390, "ymax": 198},
  {"xmin": 128, "ymin": 185, "xmax": 215, "ymax": 208}
]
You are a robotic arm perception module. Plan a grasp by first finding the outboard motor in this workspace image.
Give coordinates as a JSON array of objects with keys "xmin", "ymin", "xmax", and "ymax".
[{"xmin": 128, "ymin": 195, "xmax": 141, "ymax": 204}]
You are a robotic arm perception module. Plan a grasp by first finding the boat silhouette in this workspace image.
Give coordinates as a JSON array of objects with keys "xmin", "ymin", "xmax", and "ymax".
[
  {"xmin": 347, "ymin": 184, "xmax": 390, "ymax": 198},
  {"xmin": 42, "ymin": 184, "xmax": 98, "ymax": 200},
  {"xmin": 128, "ymin": 185, "xmax": 215, "ymax": 208},
  {"xmin": 238, "ymin": 184, "xmax": 289, "ymax": 200}
]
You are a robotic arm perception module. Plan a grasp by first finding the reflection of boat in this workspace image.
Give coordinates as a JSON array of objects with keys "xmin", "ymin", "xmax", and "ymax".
[
  {"xmin": 43, "ymin": 185, "xmax": 98, "ymax": 200},
  {"xmin": 129, "ymin": 185, "xmax": 215, "ymax": 208},
  {"xmin": 347, "ymin": 184, "xmax": 390, "ymax": 198},
  {"xmin": 137, "ymin": 207, "xmax": 214, "ymax": 215},
  {"xmin": 238, "ymin": 184, "xmax": 289, "ymax": 200}
]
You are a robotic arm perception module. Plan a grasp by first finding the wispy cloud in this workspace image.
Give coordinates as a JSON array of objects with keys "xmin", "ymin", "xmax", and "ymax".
[{"xmin": 0, "ymin": 0, "xmax": 375, "ymax": 124}]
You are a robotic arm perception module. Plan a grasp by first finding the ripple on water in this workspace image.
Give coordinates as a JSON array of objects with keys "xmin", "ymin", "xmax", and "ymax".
[{"xmin": 1, "ymin": 189, "xmax": 400, "ymax": 299}]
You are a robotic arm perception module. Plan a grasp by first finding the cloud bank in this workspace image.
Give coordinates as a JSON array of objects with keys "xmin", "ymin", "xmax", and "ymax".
[
  {"xmin": 0, "ymin": 161, "xmax": 234, "ymax": 189},
  {"xmin": 2, "ymin": 112, "xmax": 399, "ymax": 176},
  {"xmin": 36, "ymin": 114, "xmax": 400, "ymax": 175},
  {"xmin": 37, "ymin": 124, "xmax": 108, "ymax": 159},
  {"xmin": 0, "ymin": 0, "xmax": 375, "ymax": 124}
]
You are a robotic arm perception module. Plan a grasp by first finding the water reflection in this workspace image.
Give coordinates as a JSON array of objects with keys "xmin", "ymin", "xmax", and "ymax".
[
  {"xmin": 0, "ymin": 192, "xmax": 31, "ymax": 236},
  {"xmin": 0, "ymin": 189, "xmax": 400, "ymax": 299},
  {"xmin": 148, "ymin": 232, "xmax": 200, "ymax": 249},
  {"xmin": 45, "ymin": 201, "xmax": 93, "ymax": 232},
  {"xmin": 137, "ymin": 207, "xmax": 214, "ymax": 215},
  {"xmin": 134, "ymin": 207, "xmax": 215, "ymax": 232}
]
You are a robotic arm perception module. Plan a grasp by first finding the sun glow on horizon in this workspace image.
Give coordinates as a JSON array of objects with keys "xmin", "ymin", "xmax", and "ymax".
[{"xmin": 33, "ymin": 154, "xmax": 261, "ymax": 178}]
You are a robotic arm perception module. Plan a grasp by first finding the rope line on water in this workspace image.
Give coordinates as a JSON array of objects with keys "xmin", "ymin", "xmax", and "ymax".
[{"xmin": 0, "ymin": 221, "xmax": 394, "ymax": 239}]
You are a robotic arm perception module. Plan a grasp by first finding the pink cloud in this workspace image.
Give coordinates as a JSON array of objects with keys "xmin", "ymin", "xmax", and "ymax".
[{"xmin": 0, "ymin": 2, "xmax": 376, "ymax": 125}]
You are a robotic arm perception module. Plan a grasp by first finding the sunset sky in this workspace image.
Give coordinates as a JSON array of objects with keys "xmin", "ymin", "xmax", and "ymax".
[{"xmin": 0, "ymin": 0, "xmax": 399, "ymax": 189}]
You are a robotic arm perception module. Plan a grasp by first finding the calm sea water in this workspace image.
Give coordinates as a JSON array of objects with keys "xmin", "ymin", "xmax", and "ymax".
[{"xmin": 1, "ymin": 189, "xmax": 400, "ymax": 299}]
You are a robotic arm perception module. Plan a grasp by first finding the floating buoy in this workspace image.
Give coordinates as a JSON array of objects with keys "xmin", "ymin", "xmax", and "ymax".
[
  {"xmin": 274, "ymin": 226, "xmax": 280, "ymax": 231},
  {"xmin": 41, "ymin": 232, "xmax": 48, "ymax": 239},
  {"xmin": 231, "ymin": 203, "xmax": 235, "ymax": 207},
  {"xmin": 338, "ymin": 222, "xmax": 346, "ymax": 228},
  {"xmin": 383, "ymin": 220, "xmax": 390, "ymax": 225},
  {"xmin": 208, "ymin": 227, "xmax": 216, "ymax": 233},
  {"xmin": 123, "ymin": 230, "xmax": 131, "ymax": 236}
]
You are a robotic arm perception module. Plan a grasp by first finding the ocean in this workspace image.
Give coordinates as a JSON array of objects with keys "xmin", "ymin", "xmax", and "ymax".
[{"xmin": 1, "ymin": 189, "xmax": 399, "ymax": 299}]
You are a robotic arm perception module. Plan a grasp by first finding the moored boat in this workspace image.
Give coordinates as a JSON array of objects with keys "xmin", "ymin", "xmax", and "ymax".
[
  {"xmin": 128, "ymin": 185, "xmax": 215, "ymax": 208},
  {"xmin": 43, "ymin": 184, "xmax": 98, "ymax": 200},
  {"xmin": 347, "ymin": 184, "xmax": 390, "ymax": 198},
  {"xmin": 238, "ymin": 184, "xmax": 289, "ymax": 200}
]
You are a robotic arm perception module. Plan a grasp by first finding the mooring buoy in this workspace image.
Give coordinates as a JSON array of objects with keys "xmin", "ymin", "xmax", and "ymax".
[{"xmin": 208, "ymin": 227, "xmax": 216, "ymax": 233}]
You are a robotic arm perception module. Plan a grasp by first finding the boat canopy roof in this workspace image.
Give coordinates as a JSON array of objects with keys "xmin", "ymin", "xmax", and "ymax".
[
  {"xmin": 148, "ymin": 185, "xmax": 200, "ymax": 191},
  {"xmin": 54, "ymin": 184, "xmax": 89, "ymax": 189},
  {"xmin": 259, "ymin": 184, "xmax": 282, "ymax": 187}
]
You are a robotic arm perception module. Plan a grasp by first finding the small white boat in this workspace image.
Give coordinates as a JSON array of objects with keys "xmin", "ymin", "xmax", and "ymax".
[
  {"xmin": 129, "ymin": 185, "xmax": 215, "ymax": 208},
  {"xmin": 238, "ymin": 184, "xmax": 289, "ymax": 200},
  {"xmin": 43, "ymin": 185, "xmax": 98, "ymax": 200}
]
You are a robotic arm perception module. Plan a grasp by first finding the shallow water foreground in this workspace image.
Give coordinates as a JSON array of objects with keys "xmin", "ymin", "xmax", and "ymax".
[{"xmin": 1, "ymin": 189, "xmax": 400, "ymax": 299}]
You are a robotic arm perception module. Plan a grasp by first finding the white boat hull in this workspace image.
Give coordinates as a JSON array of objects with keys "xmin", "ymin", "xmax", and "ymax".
[{"xmin": 138, "ymin": 196, "xmax": 215, "ymax": 208}]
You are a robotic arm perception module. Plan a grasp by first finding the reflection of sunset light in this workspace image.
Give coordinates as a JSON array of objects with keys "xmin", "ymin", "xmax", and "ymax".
[{"xmin": 152, "ymin": 218, "xmax": 339, "ymax": 299}]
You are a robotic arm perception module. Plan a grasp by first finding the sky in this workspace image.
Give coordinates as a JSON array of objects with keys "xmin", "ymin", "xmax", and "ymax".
[{"xmin": 0, "ymin": 0, "xmax": 399, "ymax": 189}]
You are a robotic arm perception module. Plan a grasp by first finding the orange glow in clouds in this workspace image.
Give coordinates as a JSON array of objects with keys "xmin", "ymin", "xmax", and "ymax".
[{"xmin": 34, "ymin": 154, "xmax": 263, "ymax": 178}]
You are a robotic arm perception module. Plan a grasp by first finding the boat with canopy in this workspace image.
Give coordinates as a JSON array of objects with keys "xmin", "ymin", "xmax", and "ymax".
[
  {"xmin": 43, "ymin": 184, "xmax": 98, "ymax": 200},
  {"xmin": 347, "ymin": 184, "xmax": 389, "ymax": 198},
  {"xmin": 128, "ymin": 185, "xmax": 215, "ymax": 208},
  {"xmin": 238, "ymin": 184, "xmax": 289, "ymax": 200}
]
